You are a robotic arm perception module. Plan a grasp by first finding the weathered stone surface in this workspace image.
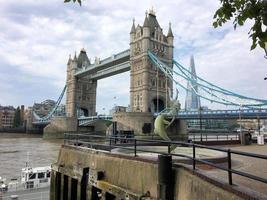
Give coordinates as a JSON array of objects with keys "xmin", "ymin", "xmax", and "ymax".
[
  {"xmin": 51, "ymin": 145, "xmax": 259, "ymax": 200},
  {"xmin": 174, "ymin": 168, "xmax": 243, "ymax": 200},
  {"xmin": 43, "ymin": 117, "xmax": 77, "ymax": 139},
  {"xmin": 113, "ymin": 111, "xmax": 154, "ymax": 135}
]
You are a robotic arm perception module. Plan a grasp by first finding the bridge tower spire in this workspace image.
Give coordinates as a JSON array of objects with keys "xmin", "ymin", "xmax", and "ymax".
[{"xmin": 130, "ymin": 10, "xmax": 173, "ymax": 113}]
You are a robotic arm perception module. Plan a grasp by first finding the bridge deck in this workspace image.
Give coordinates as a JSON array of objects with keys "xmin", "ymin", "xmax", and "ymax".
[{"xmin": 74, "ymin": 49, "xmax": 130, "ymax": 79}]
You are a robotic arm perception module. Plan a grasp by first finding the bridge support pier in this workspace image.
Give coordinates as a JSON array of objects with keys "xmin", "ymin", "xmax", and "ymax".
[
  {"xmin": 112, "ymin": 112, "xmax": 154, "ymax": 136},
  {"xmin": 112, "ymin": 112, "xmax": 188, "ymax": 140},
  {"xmin": 43, "ymin": 117, "xmax": 77, "ymax": 139}
]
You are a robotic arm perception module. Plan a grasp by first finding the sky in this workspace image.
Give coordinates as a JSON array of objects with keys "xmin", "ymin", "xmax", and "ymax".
[{"xmin": 0, "ymin": 0, "xmax": 266, "ymax": 114}]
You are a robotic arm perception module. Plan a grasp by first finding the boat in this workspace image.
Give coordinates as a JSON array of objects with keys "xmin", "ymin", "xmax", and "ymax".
[
  {"xmin": 4, "ymin": 164, "xmax": 51, "ymax": 193},
  {"xmin": 7, "ymin": 165, "xmax": 51, "ymax": 192},
  {"xmin": 1, "ymin": 153, "xmax": 51, "ymax": 193},
  {"xmin": 0, "ymin": 176, "xmax": 8, "ymax": 192}
]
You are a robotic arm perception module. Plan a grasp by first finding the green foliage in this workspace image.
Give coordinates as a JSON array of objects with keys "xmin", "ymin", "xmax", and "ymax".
[
  {"xmin": 13, "ymin": 106, "xmax": 21, "ymax": 127},
  {"xmin": 64, "ymin": 0, "xmax": 82, "ymax": 6},
  {"xmin": 213, "ymin": 0, "xmax": 267, "ymax": 55}
]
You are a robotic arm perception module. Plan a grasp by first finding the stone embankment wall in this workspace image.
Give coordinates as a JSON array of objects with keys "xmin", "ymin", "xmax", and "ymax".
[
  {"xmin": 50, "ymin": 145, "xmax": 259, "ymax": 200},
  {"xmin": 43, "ymin": 117, "xmax": 77, "ymax": 139}
]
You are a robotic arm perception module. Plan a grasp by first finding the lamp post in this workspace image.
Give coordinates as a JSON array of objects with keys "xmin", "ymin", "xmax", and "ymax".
[
  {"xmin": 199, "ymin": 106, "xmax": 203, "ymax": 142},
  {"xmin": 239, "ymin": 106, "xmax": 243, "ymax": 144},
  {"xmin": 257, "ymin": 116, "xmax": 261, "ymax": 136}
]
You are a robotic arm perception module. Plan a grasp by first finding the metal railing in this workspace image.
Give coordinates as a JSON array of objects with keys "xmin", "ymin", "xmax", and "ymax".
[
  {"xmin": 186, "ymin": 132, "xmax": 240, "ymax": 142},
  {"xmin": 64, "ymin": 133, "xmax": 267, "ymax": 187}
]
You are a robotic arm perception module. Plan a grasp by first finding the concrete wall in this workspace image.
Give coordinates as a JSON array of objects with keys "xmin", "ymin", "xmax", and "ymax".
[
  {"xmin": 174, "ymin": 168, "xmax": 243, "ymax": 200},
  {"xmin": 53, "ymin": 145, "xmax": 157, "ymax": 198},
  {"xmin": 113, "ymin": 111, "xmax": 154, "ymax": 135},
  {"xmin": 43, "ymin": 117, "xmax": 77, "ymax": 139},
  {"xmin": 50, "ymin": 145, "xmax": 258, "ymax": 200},
  {"xmin": 112, "ymin": 112, "xmax": 188, "ymax": 140}
]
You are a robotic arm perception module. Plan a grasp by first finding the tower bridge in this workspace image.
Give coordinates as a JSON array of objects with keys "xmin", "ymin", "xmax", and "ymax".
[
  {"xmin": 30, "ymin": 9, "xmax": 267, "ymax": 138},
  {"xmin": 74, "ymin": 49, "xmax": 130, "ymax": 79}
]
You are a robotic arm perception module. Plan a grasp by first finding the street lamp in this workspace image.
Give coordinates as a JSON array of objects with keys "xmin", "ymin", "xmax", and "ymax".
[
  {"xmin": 257, "ymin": 116, "xmax": 261, "ymax": 136},
  {"xmin": 238, "ymin": 105, "xmax": 243, "ymax": 143},
  {"xmin": 199, "ymin": 106, "xmax": 203, "ymax": 142}
]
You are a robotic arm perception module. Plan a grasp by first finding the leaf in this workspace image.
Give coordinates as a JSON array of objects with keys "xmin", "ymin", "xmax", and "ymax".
[
  {"xmin": 237, "ymin": 18, "xmax": 244, "ymax": 25},
  {"xmin": 213, "ymin": 21, "xmax": 218, "ymax": 28},
  {"xmin": 250, "ymin": 42, "xmax": 257, "ymax": 50},
  {"xmin": 258, "ymin": 40, "xmax": 265, "ymax": 49},
  {"xmin": 64, "ymin": 0, "xmax": 71, "ymax": 2}
]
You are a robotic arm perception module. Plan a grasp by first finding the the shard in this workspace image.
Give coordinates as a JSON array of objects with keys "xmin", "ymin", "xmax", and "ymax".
[{"xmin": 185, "ymin": 55, "xmax": 200, "ymax": 111}]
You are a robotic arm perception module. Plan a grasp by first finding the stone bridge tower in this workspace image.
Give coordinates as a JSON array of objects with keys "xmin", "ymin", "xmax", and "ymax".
[
  {"xmin": 66, "ymin": 49, "xmax": 97, "ymax": 117},
  {"xmin": 130, "ymin": 9, "xmax": 174, "ymax": 113}
]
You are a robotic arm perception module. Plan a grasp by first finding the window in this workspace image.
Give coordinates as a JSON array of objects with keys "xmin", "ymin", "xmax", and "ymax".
[
  {"xmin": 29, "ymin": 173, "xmax": 36, "ymax": 180},
  {"xmin": 38, "ymin": 173, "xmax": 45, "ymax": 179},
  {"xmin": 40, "ymin": 179, "xmax": 48, "ymax": 183},
  {"xmin": 47, "ymin": 172, "xmax": 50, "ymax": 178},
  {"xmin": 26, "ymin": 181, "xmax": 34, "ymax": 189},
  {"xmin": 151, "ymin": 79, "xmax": 156, "ymax": 87}
]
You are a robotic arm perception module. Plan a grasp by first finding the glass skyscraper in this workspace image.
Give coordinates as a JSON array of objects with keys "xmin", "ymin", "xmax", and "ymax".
[{"xmin": 185, "ymin": 55, "xmax": 201, "ymax": 111}]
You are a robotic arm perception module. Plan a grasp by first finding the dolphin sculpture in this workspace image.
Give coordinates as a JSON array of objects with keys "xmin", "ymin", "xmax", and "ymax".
[{"xmin": 154, "ymin": 89, "xmax": 181, "ymax": 152}]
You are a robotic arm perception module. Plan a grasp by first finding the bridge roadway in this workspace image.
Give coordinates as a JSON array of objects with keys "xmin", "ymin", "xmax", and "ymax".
[
  {"xmin": 77, "ymin": 108, "xmax": 267, "ymax": 126},
  {"xmin": 74, "ymin": 49, "xmax": 130, "ymax": 79}
]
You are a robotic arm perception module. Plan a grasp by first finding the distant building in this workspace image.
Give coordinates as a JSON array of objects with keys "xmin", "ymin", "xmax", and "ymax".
[
  {"xmin": 109, "ymin": 106, "xmax": 127, "ymax": 115},
  {"xmin": 185, "ymin": 56, "xmax": 201, "ymax": 111},
  {"xmin": 33, "ymin": 99, "xmax": 56, "ymax": 118},
  {"xmin": 0, "ymin": 105, "xmax": 16, "ymax": 128}
]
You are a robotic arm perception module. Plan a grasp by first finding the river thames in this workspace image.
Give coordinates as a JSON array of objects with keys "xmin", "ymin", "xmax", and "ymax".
[{"xmin": 0, "ymin": 133, "xmax": 62, "ymax": 180}]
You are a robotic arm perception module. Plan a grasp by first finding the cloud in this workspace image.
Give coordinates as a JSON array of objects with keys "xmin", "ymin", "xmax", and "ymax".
[{"xmin": 0, "ymin": 0, "xmax": 265, "ymax": 113}]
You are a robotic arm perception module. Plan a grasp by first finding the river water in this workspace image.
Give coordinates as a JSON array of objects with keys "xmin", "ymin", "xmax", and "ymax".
[{"xmin": 0, "ymin": 133, "xmax": 63, "ymax": 181}]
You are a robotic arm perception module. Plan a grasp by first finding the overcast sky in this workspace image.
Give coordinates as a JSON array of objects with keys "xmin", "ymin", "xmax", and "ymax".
[{"xmin": 0, "ymin": 0, "xmax": 266, "ymax": 113}]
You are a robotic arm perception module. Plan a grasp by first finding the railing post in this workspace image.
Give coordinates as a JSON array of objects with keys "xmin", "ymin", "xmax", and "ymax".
[
  {"xmin": 64, "ymin": 133, "xmax": 66, "ymax": 145},
  {"xmin": 158, "ymin": 154, "xmax": 173, "ymax": 200},
  {"xmin": 193, "ymin": 144, "xmax": 196, "ymax": 170},
  {"xmin": 227, "ymin": 149, "xmax": 233, "ymax": 185},
  {"xmin": 109, "ymin": 137, "xmax": 112, "ymax": 152},
  {"xmin": 168, "ymin": 143, "xmax": 171, "ymax": 154},
  {"xmin": 76, "ymin": 134, "xmax": 78, "ymax": 146},
  {"xmin": 217, "ymin": 135, "xmax": 218, "ymax": 141},
  {"xmin": 134, "ymin": 139, "xmax": 137, "ymax": 157}
]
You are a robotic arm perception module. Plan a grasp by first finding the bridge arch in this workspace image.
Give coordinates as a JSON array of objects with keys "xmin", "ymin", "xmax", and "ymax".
[{"xmin": 150, "ymin": 96, "xmax": 165, "ymax": 113}]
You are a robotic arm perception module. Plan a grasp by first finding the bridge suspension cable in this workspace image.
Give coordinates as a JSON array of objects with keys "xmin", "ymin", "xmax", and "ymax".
[
  {"xmin": 148, "ymin": 50, "xmax": 267, "ymax": 108},
  {"xmin": 33, "ymin": 85, "xmax": 67, "ymax": 122}
]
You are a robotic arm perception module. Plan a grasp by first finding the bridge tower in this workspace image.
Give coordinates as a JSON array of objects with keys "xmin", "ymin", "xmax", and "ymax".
[
  {"xmin": 66, "ymin": 49, "xmax": 97, "ymax": 117},
  {"xmin": 130, "ymin": 9, "xmax": 174, "ymax": 113}
]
